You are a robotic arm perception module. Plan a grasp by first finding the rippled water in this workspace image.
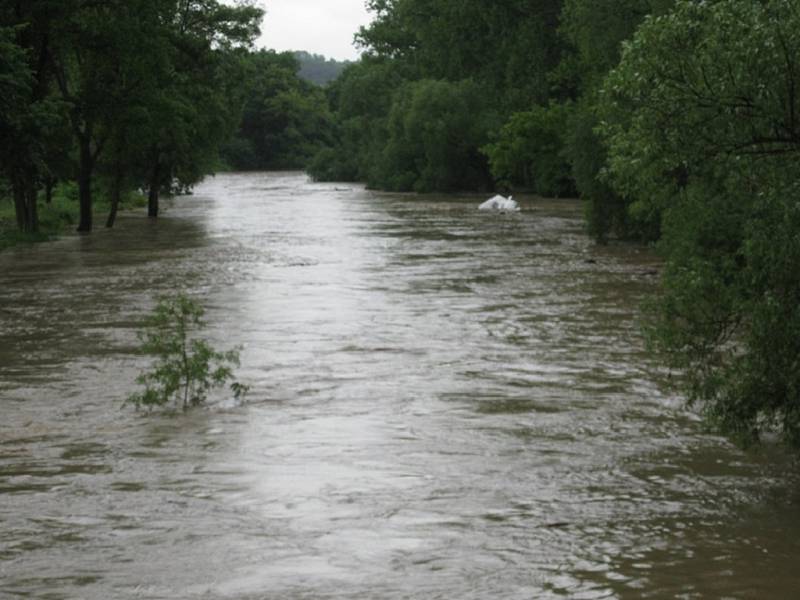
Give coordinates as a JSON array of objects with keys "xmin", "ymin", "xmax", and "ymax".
[{"xmin": 1, "ymin": 172, "xmax": 798, "ymax": 599}]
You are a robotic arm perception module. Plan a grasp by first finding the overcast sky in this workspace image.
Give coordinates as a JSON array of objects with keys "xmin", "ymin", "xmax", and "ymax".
[{"xmin": 256, "ymin": 0, "xmax": 374, "ymax": 61}]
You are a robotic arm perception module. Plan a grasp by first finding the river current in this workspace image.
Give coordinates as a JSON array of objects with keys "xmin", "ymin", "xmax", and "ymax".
[{"xmin": 1, "ymin": 172, "xmax": 798, "ymax": 599}]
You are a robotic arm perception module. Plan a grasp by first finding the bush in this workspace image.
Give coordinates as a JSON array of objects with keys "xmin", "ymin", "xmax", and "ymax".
[{"xmin": 127, "ymin": 294, "xmax": 247, "ymax": 411}]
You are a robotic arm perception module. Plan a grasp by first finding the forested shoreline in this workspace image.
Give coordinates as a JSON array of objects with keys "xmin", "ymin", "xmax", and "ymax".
[
  {"xmin": 309, "ymin": 0, "xmax": 800, "ymax": 450},
  {"xmin": 2, "ymin": 0, "xmax": 800, "ymax": 450},
  {"xmin": 0, "ymin": 0, "xmax": 338, "ymax": 241}
]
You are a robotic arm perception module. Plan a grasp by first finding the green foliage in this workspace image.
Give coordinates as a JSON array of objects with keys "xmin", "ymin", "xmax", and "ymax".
[
  {"xmin": 0, "ymin": 19, "xmax": 70, "ymax": 234},
  {"xmin": 306, "ymin": 147, "xmax": 359, "ymax": 182},
  {"xmin": 564, "ymin": 99, "xmax": 619, "ymax": 241},
  {"xmin": 566, "ymin": 95, "xmax": 659, "ymax": 242},
  {"xmin": 312, "ymin": 0, "xmax": 568, "ymax": 191},
  {"xmin": 0, "ymin": 0, "xmax": 264, "ymax": 233},
  {"xmin": 222, "ymin": 50, "xmax": 334, "ymax": 171},
  {"xmin": 598, "ymin": 0, "xmax": 800, "ymax": 219},
  {"xmin": 557, "ymin": 0, "xmax": 675, "ymax": 242},
  {"xmin": 0, "ymin": 26, "xmax": 32, "ymax": 138},
  {"xmin": 308, "ymin": 57, "xmax": 405, "ymax": 182},
  {"xmin": 561, "ymin": 0, "xmax": 673, "ymax": 86},
  {"xmin": 127, "ymin": 295, "xmax": 247, "ymax": 411},
  {"xmin": 647, "ymin": 180, "xmax": 800, "ymax": 447},
  {"xmin": 483, "ymin": 103, "xmax": 575, "ymax": 197},
  {"xmin": 359, "ymin": 0, "xmax": 565, "ymax": 109},
  {"xmin": 0, "ymin": 182, "xmax": 146, "ymax": 250},
  {"xmin": 602, "ymin": 0, "xmax": 800, "ymax": 448},
  {"xmin": 375, "ymin": 78, "xmax": 496, "ymax": 192}
]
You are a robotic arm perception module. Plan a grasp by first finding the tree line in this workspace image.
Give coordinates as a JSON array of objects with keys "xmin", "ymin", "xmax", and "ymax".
[
  {"xmin": 0, "ymin": 0, "xmax": 264, "ymax": 233},
  {"xmin": 308, "ymin": 0, "xmax": 800, "ymax": 450},
  {"xmin": 0, "ymin": 1, "xmax": 340, "ymax": 237}
]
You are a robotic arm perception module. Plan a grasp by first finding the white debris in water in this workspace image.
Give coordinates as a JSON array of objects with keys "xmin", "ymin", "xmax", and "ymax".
[{"xmin": 479, "ymin": 194, "xmax": 519, "ymax": 212}]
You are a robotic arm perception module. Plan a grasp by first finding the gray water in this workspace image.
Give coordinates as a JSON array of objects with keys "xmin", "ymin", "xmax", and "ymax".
[{"xmin": 0, "ymin": 172, "xmax": 798, "ymax": 599}]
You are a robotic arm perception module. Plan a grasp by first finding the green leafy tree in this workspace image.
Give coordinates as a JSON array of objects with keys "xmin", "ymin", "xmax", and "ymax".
[
  {"xmin": 376, "ymin": 78, "xmax": 496, "ymax": 192},
  {"xmin": 599, "ymin": 0, "xmax": 800, "ymax": 447},
  {"xmin": 39, "ymin": 0, "xmax": 262, "ymax": 228},
  {"xmin": 135, "ymin": 0, "xmax": 263, "ymax": 218},
  {"xmin": 1, "ymin": 0, "xmax": 263, "ymax": 237},
  {"xmin": 558, "ymin": 0, "xmax": 675, "ymax": 241},
  {"xmin": 0, "ymin": 25, "xmax": 36, "ymax": 231},
  {"xmin": 483, "ymin": 103, "xmax": 575, "ymax": 197},
  {"xmin": 308, "ymin": 56, "xmax": 406, "ymax": 182},
  {"xmin": 562, "ymin": 97, "xmax": 628, "ymax": 241},
  {"xmin": 312, "ymin": 0, "xmax": 568, "ymax": 191},
  {"xmin": 128, "ymin": 294, "xmax": 247, "ymax": 411},
  {"xmin": 0, "ymin": 5, "xmax": 71, "ymax": 235},
  {"xmin": 223, "ymin": 50, "xmax": 334, "ymax": 170},
  {"xmin": 47, "ymin": 0, "xmax": 160, "ymax": 231},
  {"xmin": 359, "ymin": 0, "xmax": 565, "ymax": 109}
]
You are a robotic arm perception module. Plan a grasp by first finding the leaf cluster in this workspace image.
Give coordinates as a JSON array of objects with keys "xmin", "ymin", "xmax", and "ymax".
[{"xmin": 127, "ymin": 294, "xmax": 247, "ymax": 411}]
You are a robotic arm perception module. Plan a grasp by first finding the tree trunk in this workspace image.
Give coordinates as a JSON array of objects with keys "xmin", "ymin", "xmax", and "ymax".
[
  {"xmin": 25, "ymin": 179, "xmax": 39, "ymax": 233},
  {"xmin": 12, "ymin": 178, "xmax": 26, "ymax": 231},
  {"xmin": 148, "ymin": 159, "xmax": 160, "ymax": 218},
  {"xmin": 77, "ymin": 136, "xmax": 93, "ymax": 233},
  {"xmin": 45, "ymin": 177, "xmax": 55, "ymax": 204},
  {"xmin": 11, "ymin": 172, "xmax": 40, "ymax": 233},
  {"xmin": 105, "ymin": 167, "xmax": 123, "ymax": 228}
]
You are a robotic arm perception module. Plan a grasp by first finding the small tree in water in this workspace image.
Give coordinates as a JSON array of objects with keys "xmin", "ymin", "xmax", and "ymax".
[{"xmin": 128, "ymin": 294, "xmax": 247, "ymax": 411}]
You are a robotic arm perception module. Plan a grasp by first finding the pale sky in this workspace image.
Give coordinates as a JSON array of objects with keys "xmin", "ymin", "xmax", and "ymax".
[{"xmin": 256, "ymin": 0, "xmax": 374, "ymax": 61}]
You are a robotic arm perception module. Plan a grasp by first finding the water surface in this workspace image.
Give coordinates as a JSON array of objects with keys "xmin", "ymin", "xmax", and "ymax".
[{"xmin": 1, "ymin": 172, "xmax": 798, "ymax": 599}]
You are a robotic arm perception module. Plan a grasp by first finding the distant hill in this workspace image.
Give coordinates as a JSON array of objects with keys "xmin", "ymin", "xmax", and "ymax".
[{"xmin": 293, "ymin": 51, "xmax": 350, "ymax": 86}]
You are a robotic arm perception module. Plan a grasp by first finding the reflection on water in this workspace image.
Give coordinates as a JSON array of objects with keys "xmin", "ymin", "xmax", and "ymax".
[{"xmin": 1, "ymin": 172, "xmax": 798, "ymax": 599}]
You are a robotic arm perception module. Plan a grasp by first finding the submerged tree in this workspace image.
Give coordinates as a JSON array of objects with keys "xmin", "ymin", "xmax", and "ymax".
[
  {"xmin": 558, "ymin": 0, "xmax": 675, "ymax": 241},
  {"xmin": 128, "ymin": 294, "xmax": 247, "ymax": 411}
]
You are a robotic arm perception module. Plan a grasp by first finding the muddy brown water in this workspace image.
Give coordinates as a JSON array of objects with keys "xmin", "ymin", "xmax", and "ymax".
[{"xmin": 1, "ymin": 172, "xmax": 798, "ymax": 599}]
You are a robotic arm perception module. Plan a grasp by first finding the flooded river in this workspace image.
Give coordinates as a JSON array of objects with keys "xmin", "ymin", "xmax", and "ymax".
[{"xmin": 1, "ymin": 172, "xmax": 798, "ymax": 599}]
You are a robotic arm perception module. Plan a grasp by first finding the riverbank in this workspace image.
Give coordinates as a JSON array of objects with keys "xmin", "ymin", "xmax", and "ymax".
[{"xmin": 0, "ymin": 184, "xmax": 147, "ymax": 251}]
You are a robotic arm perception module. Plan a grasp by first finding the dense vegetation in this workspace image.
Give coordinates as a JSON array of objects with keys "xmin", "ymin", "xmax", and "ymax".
[
  {"xmin": 602, "ymin": 0, "xmax": 800, "ymax": 447},
  {"xmin": 308, "ymin": 0, "xmax": 571, "ymax": 194},
  {"xmin": 0, "ymin": 1, "xmax": 336, "ymax": 232},
  {"xmin": 307, "ymin": 0, "xmax": 800, "ymax": 450},
  {"xmin": 0, "ymin": 0, "xmax": 265, "ymax": 234},
  {"xmin": 220, "ymin": 50, "xmax": 334, "ymax": 171},
  {"xmin": 3, "ymin": 0, "xmax": 799, "ymax": 449}
]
